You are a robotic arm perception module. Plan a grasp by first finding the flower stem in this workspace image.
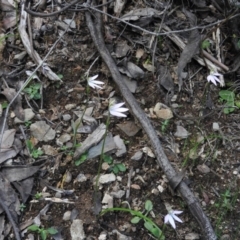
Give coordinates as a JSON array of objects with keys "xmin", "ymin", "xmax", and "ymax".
[{"xmin": 94, "ymin": 113, "xmax": 110, "ymax": 191}]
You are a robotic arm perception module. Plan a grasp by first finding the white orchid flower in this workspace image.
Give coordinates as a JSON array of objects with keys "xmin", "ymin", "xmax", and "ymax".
[
  {"xmin": 87, "ymin": 75, "xmax": 104, "ymax": 89},
  {"xmin": 164, "ymin": 210, "xmax": 183, "ymax": 229},
  {"xmin": 109, "ymin": 102, "xmax": 129, "ymax": 117},
  {"xmin": 207, "ymin": 72, "xmax": 224, "ymax": 87}
]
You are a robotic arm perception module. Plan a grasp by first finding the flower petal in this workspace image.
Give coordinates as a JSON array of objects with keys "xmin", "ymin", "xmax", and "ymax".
[
  {"xmin": 114, "ymin": 107, "xmax": 129, "ymax": 112},
  {"xmin": 164, "ymin": 214, "xmax": 170, "ymax": 224},
  {"xmin": 172, "ymin": 214, "xmax": 183, "ymax": 223},
  {"xmin": 168, "ymin": 215, "xmax": 176, "ymax": 229},
  {"xmin": 173, "ymin": 210, "xmax": 183, "ymax": 215},
  {"xmin": 109, "ymin": 110, "xmax": 127, "ymax": 117},
  {"xmin": 88, "ymin": 75, "xmax": 98, "ymax": 81},
  {"xmin": 111, "ymin": 102, "xmax": 125, "ymax": 109},
  {"xmin": 90, "ymin": 80, "xmax": 104, "ymax": 84}
]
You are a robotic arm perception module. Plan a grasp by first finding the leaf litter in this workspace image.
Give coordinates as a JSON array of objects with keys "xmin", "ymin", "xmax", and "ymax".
[{"xmin": 0, "ymin": 1, "xmax": 240, "ymax": 239}]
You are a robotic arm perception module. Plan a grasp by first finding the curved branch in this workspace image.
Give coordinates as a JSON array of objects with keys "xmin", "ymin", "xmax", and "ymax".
[{"xmin": 85, "ymin": 10, "xmax": 217, "ymax": 240}]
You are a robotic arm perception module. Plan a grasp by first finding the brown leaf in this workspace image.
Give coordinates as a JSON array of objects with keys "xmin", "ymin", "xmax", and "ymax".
[{"xmin": 1, "ymin": 87, "xmax": 24, "ymax": 120}]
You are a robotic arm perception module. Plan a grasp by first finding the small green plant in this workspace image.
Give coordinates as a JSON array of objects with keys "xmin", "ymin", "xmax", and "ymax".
[
  {"xmin": 26, "ymin": 140, "xmax": 43, "ymax": 159},
  {"xmin": 161, "ymin": 119, "xmax": 170, "ymax": 133},
  {"xmin": 103, "ymin": 154, "xmax": 126, "ymax": 174},
  {"xmin": 219, "ymin": 90, "xmax": 239, "ymax": 114},
  {"xmin": 201, "ymin": 39, "xmax": 210, "ymax": 49},
  {"xmin": 34, "ymin": 192, "xmax": 42, "ymax": 200},
  {"xmin": 20, "ymin": 203, "xmax": 26, "ymax": 212},
  {"xmin": 24, "ymin": 83, "xmax": 41, "ymax": 100},
  {"xmin": 28, "ymin": 225, "xmax": 58, "ymax": 240},
  {"xmin": 1, "ymin": 101, "xmax": 8, "ymax": 109},
  {"xmin": 75, "ymin": 151, "xmax": 88, "ymax": 166},
  {"xmin": 24, "ymin": 120, "xmax": 32, "ymax": 127},
  {"xmin": 101, "ymin": 200, "xmax": 164, "ymax": 239}
]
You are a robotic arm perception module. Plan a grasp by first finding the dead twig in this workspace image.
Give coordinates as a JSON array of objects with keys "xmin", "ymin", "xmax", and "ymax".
[{"xmin": 85, "ymin": 8, "xmax": 217, "ymax": 240}]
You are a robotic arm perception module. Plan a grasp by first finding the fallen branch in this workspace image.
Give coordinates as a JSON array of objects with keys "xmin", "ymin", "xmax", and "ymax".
[{"xmin": 85, "ymin": 9, "xmax": 217, "ymax": 240}]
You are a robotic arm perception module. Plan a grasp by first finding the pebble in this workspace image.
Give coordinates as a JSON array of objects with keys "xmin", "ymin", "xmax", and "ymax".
[
  {"xmin": 131, "ymin": 151, "xmax": 143, "ymax": 161},
  {"xmin": 75, "ymin": 173, "xmax": 87, "ymax": 182},
  {"xmin": 99, "ymin": 173, "xmax": 116, "ymax": 184},
  {"xmin": 70, "ymin": 219, "xmax": 86, "ymax": 240},
  {"xmin": 213, "ymin": 122, "xmax": 220, "ymax": 131},
  {"xmin": 62, "ymin": 114, "xmax": 72, "ymax": 121},
  {"xmin": 63, "ymin": 211, "xmax": 71, "ymax": 221},
  {"xmin": 65, "ymin": 103, "xmax": 76, "ymax": 110}
]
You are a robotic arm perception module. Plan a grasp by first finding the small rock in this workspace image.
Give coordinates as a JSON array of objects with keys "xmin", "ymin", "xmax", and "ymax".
[
  {"xmin": 42, "ymin": 145, "xmax": 58, "ymax": 155},
  {"xmin": 185, "ymin": 232, "xmax": 200, "ymax": 240},
  {"xmin": 213, "ymin": 122, "xmax": 220, "ymax": 131},
  {"xmin": 75, "ymin": 173, "xmax": 87, "ymax": 183},
  {"xmin": 64, "ymin": 171, "xmax": 72, "ymax": 183},
  {"xmin": 62, "ymin": 114, "xmax": 72, "ymax": 121},
  {"xmin": 155, "ymin": 108, "xmax": 173, "ymax": 119},
  {"xmin": 110, "ymin": 190, "xmax": 125, "ymax": 198},
  {"xmin": 98, "ymin": 231, "xmax": 107, "ymax": 240},
  {"xmin": 55, "ymin": 192, "xmax": 62, "ymax": 198},
  {"xmin": 157, "ymin": 185, "xmax": 164, "ymax": 193},
  {"xmin": 56, "ymin": 133, "xmax": 71, "ymax": 146},
  {"xmin": 70, "ymin": 208, "xmax": 79, "ymax": 220},
  {"xmin": 112, "ymin": 229, "xmax": 132, "ymax": 240},
  {"xmin": 63, "ymin": 211, "xmax": 71, "ymax": 221},
  {"xmin": 102, "ymin": 162, "xmax": 110, "ymax": 170},
  {"xmin": 65, "ymin": 103, "xmax": 76, "ymax": 110},
  {"xmin": 131, "ymin": 151, "xmax": 143, "ymax": 161},
  {"xmin": 30, "ymin": 121, "xmax": 56, "ymax": 142},
  {"xmin": 99, "ymin": 173, "xmax": 116, "ymax": 184},
  {"xmin": 174, "ymin": 125, "xmax": 190, "ymax": 139},
  {"xmin": 70, "ymin": 219, "xmax": 86, "ymax": 240},
  {"xmin": 14, "ymin": 108, "xmax": 35, "ymax": 123},
  {"xmin": 114, "ymin": 135, "xmax": 127, "ymax": 157},
  {"xmin": 153, "ymin": 102, "xmax": 162, "ymax": 112},
  {"xmin": 102, "ymin": 193, "xmax": 113, "ymax": 208},
  {"xmin": 197, "ymin": 164, "xmax": 210, "ymax": 174},
  {"xmin": 64, "ymin": 19, "xmax": 76, "ymax": 28},
  {"xmin": 131, "ymin": 184, "xmax": 141, "ymax": 190},
  {"xmin": 142, "ymin": 147, "xmax": 155, "ymax": 158}
]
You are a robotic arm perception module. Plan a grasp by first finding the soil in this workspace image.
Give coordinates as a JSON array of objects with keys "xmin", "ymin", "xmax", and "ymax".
[{"xmin": 1, "ymin": 1, "xmax": 240, "ymax": 240}]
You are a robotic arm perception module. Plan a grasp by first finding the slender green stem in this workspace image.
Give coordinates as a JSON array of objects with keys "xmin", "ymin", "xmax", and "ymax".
[
  {"xmin": 94, "ymin": 113, "xmax": 110, "ymax": 191},
  {"xmin": 100, "ymin": 207, "xmax": 160, "ymax": 230}
]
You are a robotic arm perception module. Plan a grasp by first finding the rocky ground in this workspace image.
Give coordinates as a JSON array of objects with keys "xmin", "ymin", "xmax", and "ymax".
[{"xmin": 0, "ymin": 0, "xmax": 240, "ymax": 239}]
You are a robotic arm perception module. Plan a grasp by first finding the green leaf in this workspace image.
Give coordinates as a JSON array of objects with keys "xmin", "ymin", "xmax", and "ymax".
[
  {"xmin": 26, "ymin": 140, "xmax": 33, "ymax": 152},
  {"xmin": 112, "ymin": 165, "xmax": 119, "ymax": 174},
  {"xmin": 235, "ymin": 100, "xmax": 240, "ymax": 108},
  {"xmin": 116, "ymin": 163, "xmax": 126, "ymax": 172},
  {"xmin": 33, "ymin": 93, "xmax": 41, "ymax": 100},
  {"xmin": 75, "ymin": 153, "xmax": 88, "ymax": 166},
  {"xmin": 24, "ymin": 88, "xmax": 32, "ymax": 94},
  {"xmin": 219, "ymin": 90, "xmax": 235, "ymax": 101},
  {"xmin": 144, "ymin": 221, "xmax": 154, "ymax": 232},
  {"xmin": 131, "ymin": 216, "xmax": 141, "ymax": 224},
  {"xmin": 2, "ymin": 102, "xmax": 8, "ymax": 109},
  {"xmin": 201, "ymin": 40, "xmax": 210, "ymax": 49},
  {"xmin": 47, "ymin": 227, "xmax": 58, "ymax": 235},
  {"xmin": 40, "ymin": 230, "xmax": 47, "ymax": 240},
  {"xmin": 103, "ymin": 154, "xmax": 113, "ymax": 164},
  {"xmin": 145, "ymin": 200, "xmax": 153, "ymax": 211},
  {"xmin": 28, "ymin": 224, "xmax": 40, "ymax": 232}
]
